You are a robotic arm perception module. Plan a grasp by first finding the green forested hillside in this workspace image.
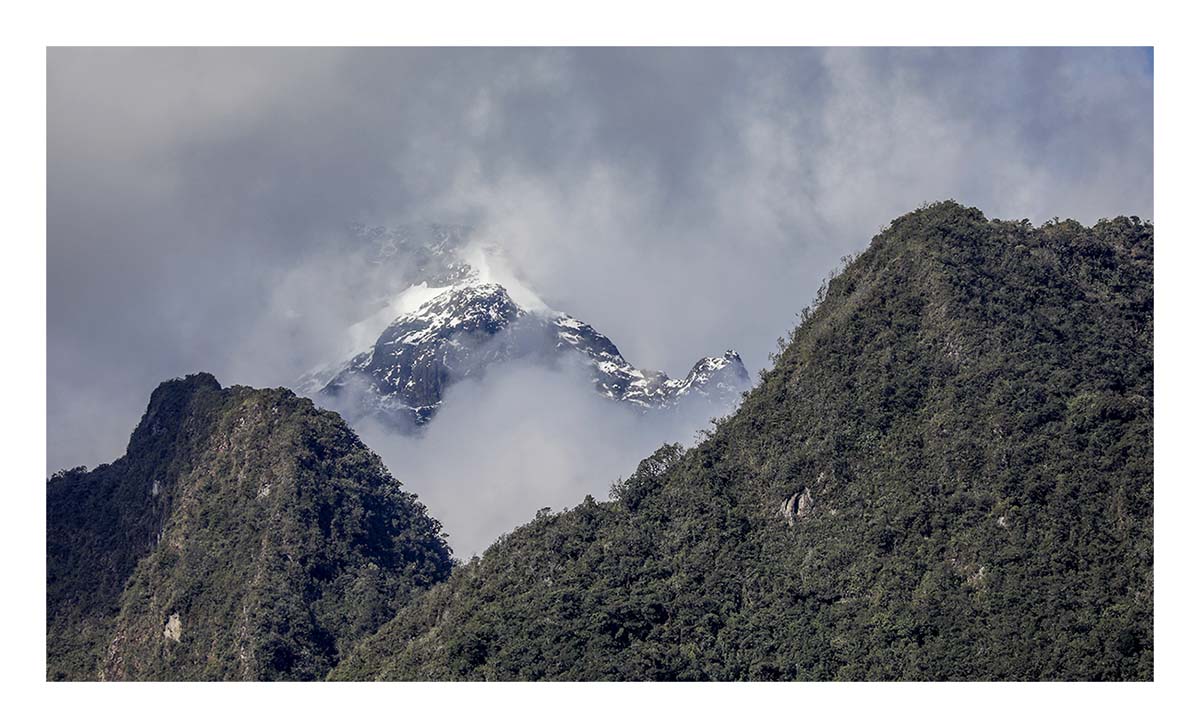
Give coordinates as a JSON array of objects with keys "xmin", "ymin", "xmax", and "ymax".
[
  {"xmin": 47, "ymin": 374, "xmax": 453, "ymax": 681},
  {"xmin": 332, "ymin": 202, "xmax": 1153, "ymax": 681}
]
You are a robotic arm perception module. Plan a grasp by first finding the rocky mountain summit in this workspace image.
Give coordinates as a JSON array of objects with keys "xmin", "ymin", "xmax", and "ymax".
[{"xmin": 304, "ymin": 226, "xmax": 750, "ymax": 430}]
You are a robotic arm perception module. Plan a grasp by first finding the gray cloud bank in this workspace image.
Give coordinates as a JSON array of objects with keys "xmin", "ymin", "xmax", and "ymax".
[
  {"xmin": 355, "ymin": 359, "xmax": 729, "ymax": 557},
  {"xmin": 48, "ymin": 48, "xmax": 1152, "ymax": 548}
]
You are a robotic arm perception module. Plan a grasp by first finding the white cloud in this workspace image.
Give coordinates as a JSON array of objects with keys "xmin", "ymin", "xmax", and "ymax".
[{"xmin": 354, "ymin": 359, "xmax": 726, "ymax": 558}]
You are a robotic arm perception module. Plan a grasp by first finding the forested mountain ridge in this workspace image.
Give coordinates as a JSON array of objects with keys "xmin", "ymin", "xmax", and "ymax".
[
  {"xmin": 331, "ymin": 202, "xmax": 1153, "ymax": 681},
  {"xmin": 47, "ymin": 374, "xmax": 453, "ymax": 681}
]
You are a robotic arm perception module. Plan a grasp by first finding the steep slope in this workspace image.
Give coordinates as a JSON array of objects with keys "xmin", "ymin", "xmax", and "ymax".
[
  {"xmin": 321, "ymin": 283, "xmax": 526, "ymax": 429},
  {"xmin": 316, "ymin": 280, "xmax": 750, "ymax": 429},
  {"xmin": 47, "ymin": 374, "xmax": 453, "ymax": 681},
  {"xmin": 332, "ymin": 202, "xmax": 1153, "ymax": 681}
]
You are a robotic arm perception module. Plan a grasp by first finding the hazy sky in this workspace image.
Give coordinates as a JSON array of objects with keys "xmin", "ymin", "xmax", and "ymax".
[{"xmin": 47, "ymin": 47, "xmax": 1152, "ymax": 553}]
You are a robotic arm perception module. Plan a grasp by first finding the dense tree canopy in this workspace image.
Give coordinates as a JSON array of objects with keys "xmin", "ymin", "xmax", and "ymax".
[
  {"xmin": 47, "ymin": 202, "xmax": 1152, "ymax": 681},
  {"xmin": 47, "ymin": 374, "xmax": 453, "ymax": 680},
  {"xmin": 332, "ymin": 202, "xmax": 1153, "ymax": 681}
]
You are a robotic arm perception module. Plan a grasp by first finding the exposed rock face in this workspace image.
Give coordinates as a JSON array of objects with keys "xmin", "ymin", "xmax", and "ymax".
[
  {"xmin": 163, "ymin": 613, "xmax": 182, "ymax": 643},
  {"xmin": 321, "ymin": 283, "xmax": 527, "ymax": 429},
  {"xmin": 299, "ymin": 224, "xmax": 751, "ymax": 430},
  {"xmin": 551, "ymin": 319, "xmax": 749, "ymax": 412},
  {"xmin": 779, "ymin": 488, "xmax": 814, "ymax": 526},
  {"xmin": 315, "ymin": 281, "xmax": 750, "ymax": 430},
  {"xmin": 46, "ymin": 374, "xmax": 453, "ymax": 681}
]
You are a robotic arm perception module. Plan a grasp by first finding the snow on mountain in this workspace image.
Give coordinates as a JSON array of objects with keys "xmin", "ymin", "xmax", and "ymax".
[{"xmin": 301, "ymin": 227, "xmax": 750, "ymax": 430}]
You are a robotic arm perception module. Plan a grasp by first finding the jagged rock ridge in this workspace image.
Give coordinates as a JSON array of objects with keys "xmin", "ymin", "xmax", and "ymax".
[{"xmin": 306, "ymin": 231, "xmax": 750, "ymax": 429}]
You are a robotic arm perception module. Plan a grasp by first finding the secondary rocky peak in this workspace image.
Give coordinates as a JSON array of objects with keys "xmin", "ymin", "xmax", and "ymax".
[
  {"xmin": 128, "ymin": 372, "xmax": 223, "ymax": 451},
  {"xmin": 47, "ymin": 375, "xmax": 453, "ymax": 681}
]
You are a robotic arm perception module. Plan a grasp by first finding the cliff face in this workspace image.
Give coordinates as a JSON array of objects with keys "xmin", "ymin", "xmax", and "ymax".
[
  {"xmin": 47, "ymin": 374, "xmax": 453, "ymax": 681},
  {"xmin": 332, "ymin": 203, "xmax": 1153, "ymax": 681}
]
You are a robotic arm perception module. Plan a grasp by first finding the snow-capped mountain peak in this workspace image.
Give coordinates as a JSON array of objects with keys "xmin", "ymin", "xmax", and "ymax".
[{"xmin": 302, "ymin": 226, "xmax": 750, "ymax": 430}]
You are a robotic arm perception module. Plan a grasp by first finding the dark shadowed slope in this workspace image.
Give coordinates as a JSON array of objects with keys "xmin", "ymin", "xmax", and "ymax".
[
  {"xmin": 47, "ymin": 374, "xmax": 453, "ymax": 680},
  {"xmin": 332, "ymin": 202, "xmax": 1153, "ymax": 681}
]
